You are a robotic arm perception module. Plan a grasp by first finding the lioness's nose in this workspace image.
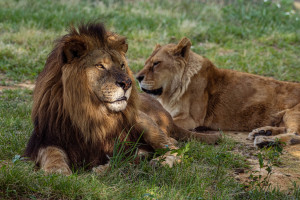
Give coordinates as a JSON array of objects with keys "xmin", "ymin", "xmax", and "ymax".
[
  {"xmin": 136, "ymin": 75, "xmax": 144, "ymax": 82},
  {"xmin": 116, "ymin": 78, "xmax": 132, "ymax": 91}
]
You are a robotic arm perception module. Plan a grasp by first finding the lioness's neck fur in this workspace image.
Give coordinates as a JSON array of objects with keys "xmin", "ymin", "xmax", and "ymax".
[
  {"xmin": 167, "ymin": 51, "xmax": 205, "ymax": 106},
  {"xmin": 158, "ymin": 51, "xmax": 218, "ymax": 117}
]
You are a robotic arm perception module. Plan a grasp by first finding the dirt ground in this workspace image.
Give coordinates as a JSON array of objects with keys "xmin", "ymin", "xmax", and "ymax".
[
  {"xmin": 226, "ymin": 131, "xmax": 300, "ymax": 190},
  {"xmin": 0, "ymin": 81, "xmax": 35, "ymax": 93}
]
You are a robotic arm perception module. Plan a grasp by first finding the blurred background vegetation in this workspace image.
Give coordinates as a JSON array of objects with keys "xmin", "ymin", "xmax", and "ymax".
[{"xmin": 0, "ymin": 0, "xmax": 299, "ymax": 82}]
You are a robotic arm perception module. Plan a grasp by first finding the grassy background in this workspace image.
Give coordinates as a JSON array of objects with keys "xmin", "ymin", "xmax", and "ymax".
[{"xmin": 0, "ymin": 0, "xmax": 300, "ymax": 199}]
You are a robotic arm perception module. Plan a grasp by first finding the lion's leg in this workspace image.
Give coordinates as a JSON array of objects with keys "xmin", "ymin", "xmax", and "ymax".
[
  {"xmin": 36, "ymin": 146, "xmax": 72, "ymax": 175},
  {"xmin": 169, "ymin": 137, "xmax": 178, "ymax": 145},
  {"xmin": 136, "ymin": 111, "xmax": 180, "ymax": 167},
  {"xmin": 251, "ymin": 104, "xmax": 300, "ymax": 148},
  {"xmin": 137, "ymin": 111, "xmax": 175, "ymax": 149}
]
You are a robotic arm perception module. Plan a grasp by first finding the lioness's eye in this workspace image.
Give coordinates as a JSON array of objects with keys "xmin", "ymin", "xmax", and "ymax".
[{"xmin": 95, "ymin": 64, "xmax": 105, "ymax": 70}]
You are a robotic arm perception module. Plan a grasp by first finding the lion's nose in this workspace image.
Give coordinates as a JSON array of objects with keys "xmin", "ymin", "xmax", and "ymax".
[
  {"xmin": 136, "ymin": 75, "xmax": 144, "ymax": 82},
  {"xmin": 116, "ymin": 78, "xmax": 132, "ymax": 91}
]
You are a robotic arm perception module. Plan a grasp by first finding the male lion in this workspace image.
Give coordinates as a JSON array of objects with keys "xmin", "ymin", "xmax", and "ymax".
[
  {"xmin": 136, "ymin": 37, "xmax": 300, "ymax": 148},
  {"xmin": 25, "ymin": 24, "xmax": 220, "ymax": 175}
]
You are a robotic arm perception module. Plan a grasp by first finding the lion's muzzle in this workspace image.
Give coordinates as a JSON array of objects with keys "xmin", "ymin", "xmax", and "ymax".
[
  {"xmin": 116, "ymin": 77, "xmax": 132, "ymax": 92},
  {"xmin": 105, "ymin": 85, "xmax": 132, "ymax": 112}
]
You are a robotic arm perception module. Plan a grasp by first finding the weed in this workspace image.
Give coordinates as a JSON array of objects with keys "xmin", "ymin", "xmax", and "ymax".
[
  {"xmin": 109, "ymin": 128, "xmax": 143, "ymax": 170},
  {"xmin": 248, "ymin": 139, "xmax": 284, "ymax": 192}
]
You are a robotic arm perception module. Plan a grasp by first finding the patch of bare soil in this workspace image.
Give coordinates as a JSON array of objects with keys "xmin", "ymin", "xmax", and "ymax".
[
  {"xmin": 295, "ymin": 1, "xmax": 300, "ymax": 10},
  {"xmin": 225, "ymin": 131, "xmax": 300, "ymax": 190},
  {"xmin": 0, "ymin": 81, "xmax": 35, "ymax": 93}
]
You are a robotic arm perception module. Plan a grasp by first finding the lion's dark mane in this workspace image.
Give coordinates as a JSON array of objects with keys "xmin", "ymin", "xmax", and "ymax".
[{"xmin": 25, "ymin": 23, "xmax": 143, "ymax": 169}]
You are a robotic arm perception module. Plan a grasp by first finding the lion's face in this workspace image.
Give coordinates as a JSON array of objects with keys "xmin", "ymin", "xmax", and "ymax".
[
  {"xmin": 136, "ymin": 38, "xmax": 191, "ymax": 97},
  {"xmin": 85, "ymin": 50, "xmax": 132, "ymax": 112}
]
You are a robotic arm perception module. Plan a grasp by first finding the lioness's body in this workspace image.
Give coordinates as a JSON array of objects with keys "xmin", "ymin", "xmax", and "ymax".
[{"xmin": 137, "ymin": 38, "xmax": 300, "ymax": 147}]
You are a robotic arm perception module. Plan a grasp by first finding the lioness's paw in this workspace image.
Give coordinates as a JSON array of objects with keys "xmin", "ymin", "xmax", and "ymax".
[
  {"xmin": 150, "ymin": 155, "xmax": 181, "ymax": 168},
  {"xmin": 254, "ymin": 136, "xmax": 276, "ymax": 148},
  {"xmin": 43, "ymin": 165, "xmax": 72, "ymax": 176},
  {"xmin": 248, "ymin": 128, "xmax": 272, "ymax": 140}
]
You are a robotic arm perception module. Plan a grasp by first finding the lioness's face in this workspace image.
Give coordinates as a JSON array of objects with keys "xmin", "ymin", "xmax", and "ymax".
[
  {"xmin": 136, "ymin": 44, "xmax": 177, "ymax": 96},
  {"xmin": 86, "ymin": 50, "xmax": 132, "ymax": 112},
  {"xmin": 137, "ymin": 38, "xmax": 191, "ymax": 97}
]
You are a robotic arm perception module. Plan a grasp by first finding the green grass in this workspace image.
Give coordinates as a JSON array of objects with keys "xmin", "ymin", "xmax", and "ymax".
[
  {"xmin": 0, "ymin": 0, "xmax": 300, "ymax": 199},
  {"xmin": 0, "ymin": 0, "xmax": 299, "ymax": 81},
  {"xmin": 0, "ymin": 113, "xmax": 247, "ymax": 200},
  {"xmin": 0, "ymin": 90, "xmax": 32, "ymax": 160}
]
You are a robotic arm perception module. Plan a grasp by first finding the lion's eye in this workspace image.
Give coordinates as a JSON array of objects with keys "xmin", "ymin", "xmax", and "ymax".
[
  {"xmin": 95, "ymin": 64, "xmax": 105, "ymax": 70},
  {"xmin": 121, "ymin": 64, "xmax": 125, "ymax": 70}
]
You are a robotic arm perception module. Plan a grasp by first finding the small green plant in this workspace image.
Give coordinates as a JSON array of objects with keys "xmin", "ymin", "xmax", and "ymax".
[
  {"xmin": 248, "ymin": 139, "xmax": 283, "ymax": 191},
  {"xmin": 109, "ymin": 127, "xmax": 144, "ymax": 170},
  {"xmin": 151, "ymin": 143, "xmax": 191, "ymax": 167},
  {"xmin": 215, "ymin": 151, "xmax": 228, "ymax": 181}
]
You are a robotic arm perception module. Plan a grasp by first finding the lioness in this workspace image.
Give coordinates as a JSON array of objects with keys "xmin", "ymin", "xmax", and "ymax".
[
  {"xmin": 25, "ymin": 24, "xmax": 220, "ymax": 175},
  {"xmin": 136, "ymin": 37, "xmax": 300, "ymax": 147}
]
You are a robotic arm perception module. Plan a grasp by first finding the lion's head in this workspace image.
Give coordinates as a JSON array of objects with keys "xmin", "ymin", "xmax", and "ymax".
[
  {"xmin": 63, "ymin": 42, "xmax": 133, "ymax": 113},
  {"xmin": 136, "ymin": 38, "xmax": 193, "ymax": 102},
  {"xmin": 61, "ymin": 24, "xmax": 136, "ymax": 113},
  {"xmin": 27, "ymin": 23, "xmax": 140, "ymax": 167}
]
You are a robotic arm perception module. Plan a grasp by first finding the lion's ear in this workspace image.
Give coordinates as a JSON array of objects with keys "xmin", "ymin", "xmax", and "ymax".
[
  {"xmin": 172, "ymin": 37, "xmax": 192, "ymax": 61},
  {"xmin": 119, "ymin": 41, "xmax": 128, "ymax": 54},
  {"xmin": 108, "ymin": 34, "xmax": 128, "ymax": 54},
  {"xmin": 154, "ymin": 44, "xmax": 161, "ymax": 51},
  {"xmin": 62, "ymin": 38, "xmax": 87, "ymax": 64}
]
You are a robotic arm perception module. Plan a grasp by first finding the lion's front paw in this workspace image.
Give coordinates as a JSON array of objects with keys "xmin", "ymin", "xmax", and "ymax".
[
  {"xmin": 92, "ymin": 163, "xmax": 110, "ymax": 175},
  {"xmin": 150, "ymin": 155, "xmax": 181, "ymax": 168},
  {"xmin": 43, "ymin": 165, "xmax": 72, "ymax": 176},
  {"xmin": 247, "ymin": 127, "xmax": 273, "ymax": 140}
]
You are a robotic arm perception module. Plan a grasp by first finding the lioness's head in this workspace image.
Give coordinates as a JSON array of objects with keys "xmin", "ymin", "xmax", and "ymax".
[{"xmin": 136, "ymin": 37, "xmax": 191, "ymax": 97}]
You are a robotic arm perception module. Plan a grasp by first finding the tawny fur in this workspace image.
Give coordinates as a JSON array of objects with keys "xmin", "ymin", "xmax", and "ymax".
[
  {"xmin": 136, "ymin": 37, "xmax": 300, "ymax": 147},
  {"xmin": 24, "ymin": 24, "xmax": 219, "ymax": 175}
]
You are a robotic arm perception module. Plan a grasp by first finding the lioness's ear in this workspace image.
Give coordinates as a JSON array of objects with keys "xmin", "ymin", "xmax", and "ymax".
[
  {"xmin": 62, "ymin": 38, "xmax": 87, "ymax": 64},
  {"xmin": 172, "ymin": 37, "xmax": 192, "ymax": 61},
  {"xmin": 108, "ymin": 34, "xmax": 128, "ymax": 54}
]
